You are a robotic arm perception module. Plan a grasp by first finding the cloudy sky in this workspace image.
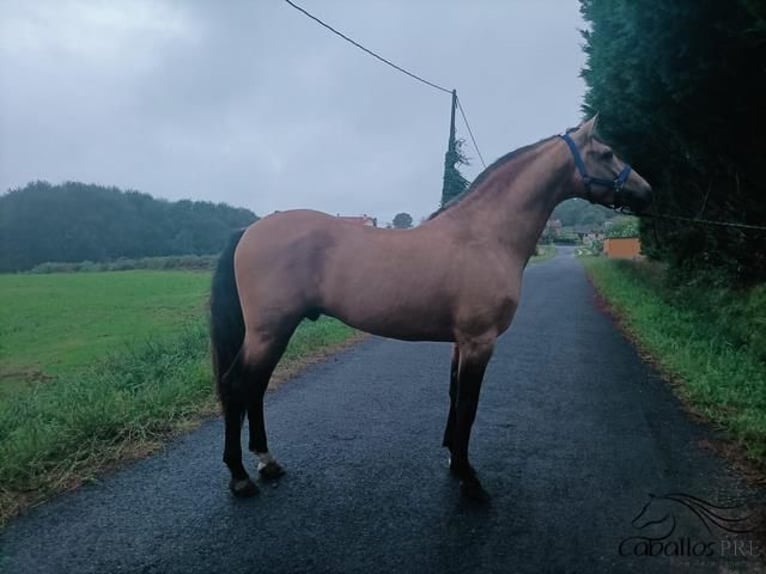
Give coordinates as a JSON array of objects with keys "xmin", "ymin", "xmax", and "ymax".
[{"xmin": 0, "ymin": 0, "xmax": 586, "ymax": 224}]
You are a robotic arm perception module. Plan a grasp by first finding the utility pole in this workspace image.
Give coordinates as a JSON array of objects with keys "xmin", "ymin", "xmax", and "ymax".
[
  {"xmin": 440, "ymin": 89, "xmax": 459, "ymax": 207},
  {"xmin": 447, "ymin": 89, "xmax": 457, "ymax": 157}
]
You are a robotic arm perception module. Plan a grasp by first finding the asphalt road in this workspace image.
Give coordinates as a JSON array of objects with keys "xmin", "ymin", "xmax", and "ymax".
[{"xmin": 2, "ymin": 247, "xmax": 764, "ymax": 573}]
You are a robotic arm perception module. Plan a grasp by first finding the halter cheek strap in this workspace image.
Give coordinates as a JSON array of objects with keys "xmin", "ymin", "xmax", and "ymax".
[{"xmin": 559, "ymin": 132, "xmax": 632, "ymax": 207}]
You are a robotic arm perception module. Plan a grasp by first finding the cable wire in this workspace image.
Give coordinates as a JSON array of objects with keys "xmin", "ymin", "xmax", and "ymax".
[
  {"xmin": 283, "ymin": 0, "xmax": 452, "ymax": 95},
  {"xmin": 456, "ymin": 95, "xmax": 486, "ymax": 169},
  {"xmin": 641, "ymin": 211, "xmax": 766, "ymax": 232}
]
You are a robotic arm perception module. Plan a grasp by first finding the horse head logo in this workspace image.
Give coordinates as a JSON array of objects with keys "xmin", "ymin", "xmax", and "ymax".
[{"xmin": 631, "ymin": 492, "xmax": 756, "ymax": 539}]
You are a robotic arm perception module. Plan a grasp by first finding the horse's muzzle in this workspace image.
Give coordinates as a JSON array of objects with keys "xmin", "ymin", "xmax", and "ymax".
[{"xmin": 623, "ymin": 185, "xmax": 653, "ymax": 214}]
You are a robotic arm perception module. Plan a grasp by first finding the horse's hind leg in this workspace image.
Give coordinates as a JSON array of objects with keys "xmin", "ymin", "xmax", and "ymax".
[
  {"xmin": 247, "ymin": 376, "xmax": 286, "ymax": 480},
  {"xmin": 221, "ymin": 356, "xmax": 259, "ymax": 497},
  {"xmin": 243, "ymin": 321, "xmax": 298, "ymax": 480}
]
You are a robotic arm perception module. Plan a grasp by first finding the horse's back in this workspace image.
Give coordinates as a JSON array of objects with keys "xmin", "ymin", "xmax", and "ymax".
[
  {"xmin": 234, "ymin": 209, "xmax": 451, "ymax": 338},
  {"xmin": 235, "ymin": 209, "xmax": 387, "ymax": 311},
  {"xmin": 233, "ymin": 209, "xmax": 514, "ymax": 342},
  {"xmin": 233, "ymin": 211, "xmax": 335, "ymax": 321}
]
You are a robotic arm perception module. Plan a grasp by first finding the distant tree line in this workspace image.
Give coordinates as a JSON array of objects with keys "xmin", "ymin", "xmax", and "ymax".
[
  {"xmin": 0, "ymin": 181, "xmax": 258, "ymax": 272},
  {"xmin": 552, "ymin": 199, "xmax": 619, "ymax": 228},
  {"xmin": 29, "ymin": 254, "xmax": 219, "ymax": 274},
  {"xmin": 580, "ymin": 0, "xmax": 766, "ymax": 284}
]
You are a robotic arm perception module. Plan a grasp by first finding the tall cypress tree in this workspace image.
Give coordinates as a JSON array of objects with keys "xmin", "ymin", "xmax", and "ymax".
[
  {"xmin": 580, "ymin": 0, "xmax": 766, "ymax": 283},
  {"xmin": 441, "ymin": 138, "xmax": 469, "ymax": 207}
]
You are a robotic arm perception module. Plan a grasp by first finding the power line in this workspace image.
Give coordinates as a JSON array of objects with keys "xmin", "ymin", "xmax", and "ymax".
[
  {"xmin": 282, "ymin": 0, "xmax": 487, "ymax": 173},
  {"xmin": 456, "ymin": 95, "xmax": 486, "ymax": 169},
  {"xmin": 641, "ymin": 211, "xmax": 766, "ymax": 232},
  {"xmin": 282, "ymin": 0, "xmax": 452, "ymax": 95}
]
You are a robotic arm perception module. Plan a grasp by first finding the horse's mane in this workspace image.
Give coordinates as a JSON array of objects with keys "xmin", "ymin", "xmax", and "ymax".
[{"xmin": 428, "ymin": 135, "xmax": 558, "ymax": 220}]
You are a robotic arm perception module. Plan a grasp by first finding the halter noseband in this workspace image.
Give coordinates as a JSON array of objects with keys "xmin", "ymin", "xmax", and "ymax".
[{"xmin": 559, "ymin": 132, "xmax": 632, "ymax": 208}]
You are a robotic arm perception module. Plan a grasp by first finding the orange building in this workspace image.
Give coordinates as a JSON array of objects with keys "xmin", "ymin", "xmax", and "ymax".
[{"xmin": 603, "ymin": 236, "xmax": 641, "ymax": 259}]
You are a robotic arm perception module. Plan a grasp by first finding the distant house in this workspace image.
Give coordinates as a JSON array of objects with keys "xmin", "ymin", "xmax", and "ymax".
[
  {"xmin": 573, "ymin": 225, "xmax": 591, "ymax": 238},
  {"xmin": 603, "ymin": 236, "xmax": 641, "ymax": 259},
  {"xmin": 336, "ymin": 214, "xmax": 377, "ymax": 227},
  {"xmin": 572, "ymin": 225, "xmax": 604, "ymax": 242}
]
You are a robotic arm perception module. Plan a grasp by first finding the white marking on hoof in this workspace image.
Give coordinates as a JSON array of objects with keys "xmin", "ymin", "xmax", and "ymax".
[{"xmin": 256, "ymin": 451, "xmax": 276, "ymax": 472}]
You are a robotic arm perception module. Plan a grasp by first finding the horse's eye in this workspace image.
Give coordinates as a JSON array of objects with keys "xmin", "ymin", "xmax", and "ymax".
[{"xmin": 602, "ymin": 150, "xmax": 614, "ymax": 160}]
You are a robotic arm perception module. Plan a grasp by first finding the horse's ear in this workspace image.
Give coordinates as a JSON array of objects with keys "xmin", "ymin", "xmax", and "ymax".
[{"xmin": 584, "ymin": 114, "xmax": 599, "ymax": 139}]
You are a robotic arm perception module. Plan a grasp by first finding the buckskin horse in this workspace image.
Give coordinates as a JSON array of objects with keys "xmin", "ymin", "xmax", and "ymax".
[{"xmin": 209, "ymin": 117, "xmax": 653, "ymax": 500}]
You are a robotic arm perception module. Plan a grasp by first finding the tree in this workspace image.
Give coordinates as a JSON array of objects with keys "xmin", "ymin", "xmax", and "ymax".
[
  {"xmin": 579, "ymin": 0, "xmax": 766, "ymax": 284},
  {"xmin": 552, "ymin": 198, "xmax": 618, "ymax": 227},
  {"xmin": 441, "ymin": 138, "xmax": 470, "ymax": 207},
  {"xmin": 0, "ymin": 181, "xmax": 259, "ymax": 271},
  {"xmin": 605, "ymin": 216, "xmax": 640, "ymax": 238},
  {"xmin": 392, "ymin": 212, "xmax": 414, "ymax": 229}
]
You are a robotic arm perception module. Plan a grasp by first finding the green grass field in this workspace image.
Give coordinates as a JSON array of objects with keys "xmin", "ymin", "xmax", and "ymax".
[
  {"xmin": 0, "ymin": 271, "xmax": 211, "ymax": 395},
  {"xmin": 584, "ymin": 257, "xmax": 766, "ymax": 466},
  {"xmin": 0, "ymin": 270, "xmax": 357, "ymax": 524}
]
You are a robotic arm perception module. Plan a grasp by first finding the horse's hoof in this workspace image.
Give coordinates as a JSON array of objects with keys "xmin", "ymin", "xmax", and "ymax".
[
  {"xmin": 449, "ymin": 459, "xmax": 476, "ymax": 480},
  {"xmin": 229, "ymin": 477, "xmax": 259, "ymax": 497},
  {"xmin": 258, "ymin": 460, "xmax": 285, "ymax": 481},
  {"xmin": 460, "ymin": 478, "xmax": 490, "ymax": 503}
]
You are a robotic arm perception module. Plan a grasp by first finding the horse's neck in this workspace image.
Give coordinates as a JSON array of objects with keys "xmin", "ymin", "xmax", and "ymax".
[{"xmin": 437, "ymin": 139, "xmax": 572, "ymax": 263}]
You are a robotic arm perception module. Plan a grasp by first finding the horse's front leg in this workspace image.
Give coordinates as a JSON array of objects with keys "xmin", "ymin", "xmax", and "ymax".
[
  {"xmin": 441, "ymin": 343, "xmax": 460, "ymax": 453},
  {"xmin": 449, "ymin": 337, "xmax": 494, "ymax": 501}
]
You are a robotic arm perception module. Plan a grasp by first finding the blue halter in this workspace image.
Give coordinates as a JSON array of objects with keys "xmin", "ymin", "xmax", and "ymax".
[{"xmin": 559, "ymin": 132, "xmax": 632, "ymax": 207}]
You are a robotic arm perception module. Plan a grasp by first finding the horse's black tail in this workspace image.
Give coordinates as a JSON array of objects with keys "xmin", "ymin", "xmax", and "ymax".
[{"xmin": 210, "ymin": 228, "xmax": 247, "ymax": 399}]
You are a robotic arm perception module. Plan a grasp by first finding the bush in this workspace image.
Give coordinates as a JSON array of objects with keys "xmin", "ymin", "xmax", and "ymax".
[
  {"xmin": 608, "ymin": 260, "xmax": 766, "ymax": 366},
  {"xmin": 29, "ymin": 255, "xmax": 220, "ymax": 274},
  {"xmin": 605, "ymin": 216, "xmax": 639, "ymax": 238}
]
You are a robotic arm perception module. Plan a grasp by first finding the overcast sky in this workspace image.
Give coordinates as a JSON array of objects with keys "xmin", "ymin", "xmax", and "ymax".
[{"xmin": 0, "ymin": 0, "xmax": 586, "ymax": 224}]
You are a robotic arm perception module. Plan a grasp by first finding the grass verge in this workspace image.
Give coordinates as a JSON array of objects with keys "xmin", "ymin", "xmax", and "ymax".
[
  {"xmin": 583, "ymin": 257, "xmax": 766, "ymax": 471},
  {"xmin": 0, "ymin": 317, "xmax": 358, "ymax": 526}
]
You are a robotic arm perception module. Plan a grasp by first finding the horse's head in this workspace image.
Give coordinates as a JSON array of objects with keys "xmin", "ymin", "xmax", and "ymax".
[{"xmin": 561, "ymin": 116, "xmax": 653, "ymax": 214}]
